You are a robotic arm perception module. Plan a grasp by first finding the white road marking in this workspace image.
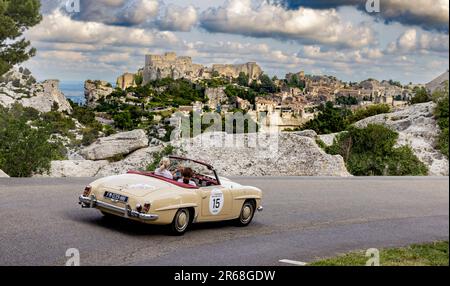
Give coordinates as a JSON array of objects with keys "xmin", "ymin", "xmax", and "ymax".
[{"xmin": 279, "ymin": 259, "xmax": 308, "ymax": 266}]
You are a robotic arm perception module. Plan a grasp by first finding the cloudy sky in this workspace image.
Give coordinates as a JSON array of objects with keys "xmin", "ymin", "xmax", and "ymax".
[{"xmin": 24, "ymin": 0, "xmax": 449, "ymax": 84}]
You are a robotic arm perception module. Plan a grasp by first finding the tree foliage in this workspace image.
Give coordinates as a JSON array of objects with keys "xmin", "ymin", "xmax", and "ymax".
[
  {"xmin": 0, "ymin": 0, "xmax": 42, "ymax": 75},
  {"xmin": 0, "ymin": 104, "xmax": 64, "ymax": 177},
  {"xmin": 432, "ymin": 82, "xmax": 449, "ymax": 158},
  {"xmin": 300, "ymin": 103, "xmax": 392, "ymax": 135},
  {"xmin": 411, "ymin": 86, "xmax": 431, "ymax": 104},
  {"xmin": 326, "ymin": 124, "xmax": 428, "ymax": 176},
  {"xmin": 300, "ymin": 102, "xmax": 352, "ymax": 134}
]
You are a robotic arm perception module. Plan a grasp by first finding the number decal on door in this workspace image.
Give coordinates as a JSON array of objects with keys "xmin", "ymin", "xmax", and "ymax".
[{"xmin": 209, "ymin": 189, "xmax": 224, "ymax": 215}]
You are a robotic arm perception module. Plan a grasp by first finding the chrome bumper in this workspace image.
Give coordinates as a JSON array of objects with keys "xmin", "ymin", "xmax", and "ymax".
[{"xmin": 79, "ymin": 195, "xmax": 159, "ymax": 221}]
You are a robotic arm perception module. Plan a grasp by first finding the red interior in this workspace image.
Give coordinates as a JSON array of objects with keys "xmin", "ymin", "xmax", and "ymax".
[{"xmin": 127, "ymin": 170, "xmax": 200, "ymax": 189}]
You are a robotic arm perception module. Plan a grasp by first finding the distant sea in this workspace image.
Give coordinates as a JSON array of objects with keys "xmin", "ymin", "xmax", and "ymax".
[{"xmin": 59, "ymin": 81, "xmax": 85, "ymax": 105}]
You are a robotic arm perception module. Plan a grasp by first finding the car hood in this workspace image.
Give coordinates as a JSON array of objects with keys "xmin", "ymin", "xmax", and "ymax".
[{"xmin": 93, "ymin": 174, "xmax": 174, "ymax": 197}]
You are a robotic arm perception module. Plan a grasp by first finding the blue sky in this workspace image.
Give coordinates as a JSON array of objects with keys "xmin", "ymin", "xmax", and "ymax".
[{"xmin": 24, "ymin": 0, "xmax": 449, "ymax": 84}]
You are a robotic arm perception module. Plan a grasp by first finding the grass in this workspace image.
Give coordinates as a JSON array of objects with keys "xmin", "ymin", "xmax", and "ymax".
[{"xmin": 310, "ymin": 241, "xmax": 449, "ymax": 266}]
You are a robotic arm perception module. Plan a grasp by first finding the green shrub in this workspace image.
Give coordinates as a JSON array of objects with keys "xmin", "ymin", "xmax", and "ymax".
[
  {"xmin": 411, "ymin": 87, "xmax": 431, "ymax": 104},
  {"xmin": 432, "ymin": 83, "xmax": 449, "ymax": 158},
  {"xmin": 346, "ymin": 104, "xmax": 391, "ymax": 124},
  {"xmin": 81, "ymin": 127, "xmax": 99, "ymax": 146},
  {"xmin": 113, "ymin": 111, "xmax": 134, "ymax": 130},
  {"xmin": 0, "ymin": 115, "xmax": 63, "ymax": 177},
  {"xmin": 300, "ymin": 102, "xmax": 352, "ymax": 134},
  {"xmin": 327, "ymin": 124, "xmax": 428, "ymax": 176}
]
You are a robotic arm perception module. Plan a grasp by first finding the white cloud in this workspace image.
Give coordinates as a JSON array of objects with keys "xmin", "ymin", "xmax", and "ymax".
[
  {"xmin": 387, "ymin": 28, "xmax": 449, "ymax": 54},
  {"xmin": 200, "ymin": 0, "xmax": 376, "ymax": 49},
  {"xmin": 72, "ymin": 0, "xmax": 159, "ymax": 26},
  {"xmin": 279, "ymin": 0, "xmax": 449, "ymax": 31},
  {"xmin": 28, "ymin": 10, "xmax": 178, "ymax": 47},
  {"xmin": 157, "ymin": 5, "xmax": 198, "ymax": 31}
]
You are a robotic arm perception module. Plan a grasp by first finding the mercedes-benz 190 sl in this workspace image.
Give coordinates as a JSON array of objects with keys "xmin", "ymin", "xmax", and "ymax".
[{"xmin": 79, "ymin": 156, "xmax": 263, "ymax": 235}]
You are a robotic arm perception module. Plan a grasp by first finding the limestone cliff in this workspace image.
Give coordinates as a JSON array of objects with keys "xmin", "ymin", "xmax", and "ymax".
[
  {"xmin": 174, "ymin": 132, "xmax": 351, "ymax": 177},
  {"xmin": 0, "ymin": 67, "xmax": 72, "ymax": 113},
  {"xmin": 84, "ymin": 80, "xmax": 114, "ymax": 108}
]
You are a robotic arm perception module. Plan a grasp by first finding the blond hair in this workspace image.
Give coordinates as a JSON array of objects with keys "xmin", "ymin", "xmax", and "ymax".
[{"xmin": 159, "ymin": 157, "xmax": 171, "ymax": 171}]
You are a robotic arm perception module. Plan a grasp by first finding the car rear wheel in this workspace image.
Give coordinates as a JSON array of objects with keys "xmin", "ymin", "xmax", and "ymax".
[
  {"xmin": 170, "ymin": 208, "xmax": 190, "ymax": 235},
  {"xmin": 235, "ymin": 201, "xmax": 255, "ymax": 227}
]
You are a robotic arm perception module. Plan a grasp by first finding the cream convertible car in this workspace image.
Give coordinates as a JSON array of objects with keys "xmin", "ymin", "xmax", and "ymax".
[{"xmin": 79, "ymin": 156, "xmax": 263, "ymax": 235}]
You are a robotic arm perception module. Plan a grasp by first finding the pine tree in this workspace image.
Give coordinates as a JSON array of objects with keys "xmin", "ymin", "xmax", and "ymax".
[{"xmin": 0, "ymin": 0, "xmax": 42, "ymax": 76}]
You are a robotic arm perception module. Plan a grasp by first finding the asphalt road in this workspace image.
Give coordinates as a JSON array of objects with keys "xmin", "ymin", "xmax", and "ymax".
[{"xmin": 0, "ymin": 177, "xmax": 448, "ymax": 266}]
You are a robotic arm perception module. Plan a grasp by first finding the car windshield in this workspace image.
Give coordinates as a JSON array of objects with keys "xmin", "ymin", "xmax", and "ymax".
[{"xmin": 167, "ymin": 157, "xmax": 220, "ymax": 187}]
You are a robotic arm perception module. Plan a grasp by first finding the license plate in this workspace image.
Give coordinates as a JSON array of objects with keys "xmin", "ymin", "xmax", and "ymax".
[{"xmin": 104, "ymin": 191, "xmax": 128, "ymax": 203}]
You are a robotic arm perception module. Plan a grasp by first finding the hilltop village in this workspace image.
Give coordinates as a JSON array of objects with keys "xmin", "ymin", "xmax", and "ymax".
[{"xmin": 107, "ymin": 52, "xmax": 418, "ymax": 132}]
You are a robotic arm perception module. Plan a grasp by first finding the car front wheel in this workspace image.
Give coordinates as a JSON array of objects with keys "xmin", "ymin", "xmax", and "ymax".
[
  {"xmin": 170, "ymin": 208, "xmax": 191, "ymax": 235},
  {"xmin": 235, "ymin": 201, "xmax": 255, "ymax": 227}
]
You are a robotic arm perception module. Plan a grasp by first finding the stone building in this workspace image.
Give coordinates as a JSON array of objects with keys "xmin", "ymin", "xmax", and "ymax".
[
  {"xmin": 142, "ymin": 52, "xmax": 205, "ymax": 84},
  {"xmin": 212, "ymin": 62, "xmax": 263, "ymax": 82},
  {"xmin": 116, "ymin": 72, "xmax": 137, "ymax": 90},
  {"xmin": 140, "ymin": 52, "xmax": 264, "ymax": 85}
]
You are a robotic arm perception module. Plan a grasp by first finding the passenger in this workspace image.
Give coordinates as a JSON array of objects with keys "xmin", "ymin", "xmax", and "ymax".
[
  {"xmin": 154, "ymin": 157, "xmax": 173, "ymax": 179},
  {"xmin": 178, "ymin": 167, "xmax": 196, "ymax": 187}
]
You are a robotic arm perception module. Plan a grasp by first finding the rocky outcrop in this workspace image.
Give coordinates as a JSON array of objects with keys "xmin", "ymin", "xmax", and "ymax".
[
  {"xmin": 173, "ymin": 132, "xmax": 351, "ymax": 177},
  {"xmin": 84, "ymin": 80, "xmax": 113, "ymax": 108},
  {"xmin": 318, "ymin": 133, "xmax": 341, "ymax": 147},
  {"xmin": 38, "ymin": 145, "xmax": 164, "ymax": 178},
  {"xmin": 426, "ymin": 70, "xmax": 449, "ymax": 94},
  {"xmin": 0, "ymin": 67, "xmax": 72, "ymax": 113},
  {"xmin": 0, "ymin": 169, "xmax": 10, "ymax": 178},
  {"xmin": 355, "ymin": 102, "xmax": 449, "ymax": 176},
  {"xmin": 96, "ymin": 145, "xmax": 163, "ymax": 177},
  {"xmin": 205, "ymin": 87, "xmax": 228, "ymax": 109},
  {"xmin": 39, "ymin": 160, "xmax": 110, "ymax": 177},
  {"xmin": 80, "ymin": 129, "xmax": 149, "ymax": 160}
]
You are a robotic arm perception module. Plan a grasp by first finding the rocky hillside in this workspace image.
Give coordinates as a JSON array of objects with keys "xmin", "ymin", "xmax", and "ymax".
[
  {"xmin": 0, "ymin": 67, "xmax": 72, "ymax": 113},
  {"xmin": 84, "ymin": 80, "xmax": 114, "ymax": 108},
  {"xmin": 426, "ymin": 70, "xmax": 449, "ymax": 94},
  {"xmin": 354, "ymin": 102, "xmax": 448, "ymax": 176},
  {"xmin": 36, "ymin": 128, "xmax": 350, "ymax": 177},
  {"xmin": 174, "ymin": 131, "xmax": 351, "ymax": 177}
]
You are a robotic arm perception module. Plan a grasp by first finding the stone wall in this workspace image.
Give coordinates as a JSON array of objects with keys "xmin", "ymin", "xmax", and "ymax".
[
  {"xmin": 143, "ymin": 52, "xmax": 205, "ymax": 83},
  {"xmin": 212, "ymin": 62, "xmax": 263, "ymax": 81},
  {"xmin": 116, "ymin": 73, "xmax": 136, "ymax": 90}
]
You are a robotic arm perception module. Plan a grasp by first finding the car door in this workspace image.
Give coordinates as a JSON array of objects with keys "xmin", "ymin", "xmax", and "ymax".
[{"xmin": 197, "ymin": 185, "xmax": 233, "ymax": 221}]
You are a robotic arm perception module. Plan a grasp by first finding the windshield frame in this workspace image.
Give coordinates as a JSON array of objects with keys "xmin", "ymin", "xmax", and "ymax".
[{"xmin": 169, "ymin": 156, "xmax": 221, "ymax": 186}]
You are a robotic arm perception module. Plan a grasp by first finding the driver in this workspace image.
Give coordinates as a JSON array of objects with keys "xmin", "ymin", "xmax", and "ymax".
[{"xmin": 178, "ymin": 167, "xmax": 196, "ymax": 186}]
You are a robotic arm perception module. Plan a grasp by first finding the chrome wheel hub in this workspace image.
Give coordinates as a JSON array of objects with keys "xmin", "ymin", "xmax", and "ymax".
[
  {"xmin": 241, "ymin": 204, "xmax": 253, "ymax": 223},
  {"xmin": 176, "ymin": 211, "xmax": 188, "ymax": 231}
]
